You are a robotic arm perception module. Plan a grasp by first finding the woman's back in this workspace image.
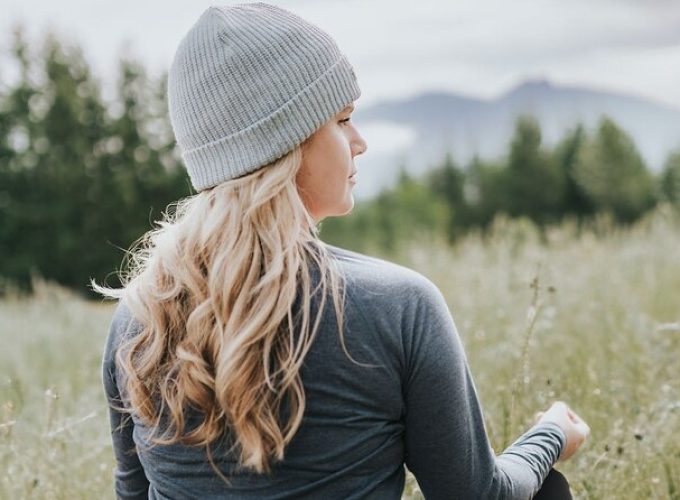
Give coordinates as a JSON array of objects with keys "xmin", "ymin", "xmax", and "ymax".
[{"xmin": 104, "ymin": 243, "xmax": 565, "ymax": 499}]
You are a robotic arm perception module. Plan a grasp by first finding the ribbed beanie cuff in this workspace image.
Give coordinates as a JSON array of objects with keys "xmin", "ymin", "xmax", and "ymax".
[
  {"xmin": 167, "ymin": 3, "xmax": 361, "ymax": 192},
  {"xmin": 184, "ymin": 55, "xmax": 359, "ymax": 191}
]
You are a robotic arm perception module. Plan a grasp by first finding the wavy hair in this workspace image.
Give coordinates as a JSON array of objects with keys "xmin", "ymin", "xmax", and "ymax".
[{"xmin": 91, "ymin": 142, "xmax": 364, "ymax": 477}]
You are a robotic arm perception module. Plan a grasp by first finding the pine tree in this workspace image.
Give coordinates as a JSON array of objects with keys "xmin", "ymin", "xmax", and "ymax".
[
  {"xmin": 573, "ymin": 116, "xmax": 656, "ymax": 223},
  {"xmin": 553, "ymin": 124, "xmax": 593, "ymax": 218},
  {"xmin": 659, "ymin": 149, "xmax": 680, "ymax": 207},
  {"xmin": 504, "ymin": 115, "xmax": 566, "ymax": 224},
  {"xmin": 425, "ymin": 151, "xmax": 466, "ymax": 241}
]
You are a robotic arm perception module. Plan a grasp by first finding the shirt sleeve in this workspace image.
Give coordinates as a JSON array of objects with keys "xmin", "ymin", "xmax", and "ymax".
[
  {"xmin": 102, "ymin": 302, "xmax": 150, "ymax": 500},
  {"xmin": 401, "ymin": 277, "xmax": 566, "ymax": 500}
]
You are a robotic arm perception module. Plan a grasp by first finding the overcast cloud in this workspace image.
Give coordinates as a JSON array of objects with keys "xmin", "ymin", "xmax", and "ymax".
[{"xmin": 1, "ymin": 0, "xmax": 679, "ymax": 108}]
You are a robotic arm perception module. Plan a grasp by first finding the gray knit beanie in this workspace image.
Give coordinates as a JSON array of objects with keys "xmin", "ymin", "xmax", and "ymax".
[{"xmin": 167, "ymin": 2, "xmax": 361, "ymax": 192}]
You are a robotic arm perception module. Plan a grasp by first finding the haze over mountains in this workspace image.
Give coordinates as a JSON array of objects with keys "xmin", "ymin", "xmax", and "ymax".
[{"xmin": 351, "ymin": 79, "xmax": 680, "ymax": 200}]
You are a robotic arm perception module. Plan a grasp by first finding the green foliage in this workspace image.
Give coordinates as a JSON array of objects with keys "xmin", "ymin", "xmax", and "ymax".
[
  {"xmin": 321, "ymin": 113, "xmax": 673, "ymax": 255},
  {"xmin": 504, "ymin": 115, "xmax": 566, "ymax": 223},
  {"xmin": 572, "ymin": 117, "xmax": 656, "ymax": 223},
  {"xmin": 460, "ymin": 155, "xmax": 508, "ymax": 230},
  {"xmin": 0, "ymin": 27, "xmax": 190, "ymax": 297},
  {"xmin": 552, "ymin": 124, "xmax": 593, "ymax": 218},
  {"xmin": 1, "ymin": 29, "xmax": 678, "ymax": 295},
  {"xmin": 321, "ymin": 166, "xmax": 449, "ymax": 254},
  {"xmin": 424, "ymin": 152, "xmax": 466, "ymax": 242},
  {"xmin": 659, "ymin": 149, "xmax": 680, "ymax": 207}
]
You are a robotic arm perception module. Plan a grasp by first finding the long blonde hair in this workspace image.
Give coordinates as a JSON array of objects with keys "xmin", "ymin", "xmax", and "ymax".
[{"xmin": 92, "ymin": 143, "xmax": 362, "ymax": 475}]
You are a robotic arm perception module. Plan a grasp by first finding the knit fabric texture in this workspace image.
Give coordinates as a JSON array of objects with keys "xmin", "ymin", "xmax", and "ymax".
[{"xmin": 167, "ymin": 2, "xmax": 361, "ymax": 192}]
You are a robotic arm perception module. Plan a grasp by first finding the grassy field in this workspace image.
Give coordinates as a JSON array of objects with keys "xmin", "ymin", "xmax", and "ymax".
[{"xmin": 1, "ymin": 206, "xmax": 679, "ymax": 499}]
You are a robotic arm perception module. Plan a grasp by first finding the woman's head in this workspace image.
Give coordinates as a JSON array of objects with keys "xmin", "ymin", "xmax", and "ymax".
[{"xmin": 167, "ymin": 2, "xmax": 363, "ymax": 195}]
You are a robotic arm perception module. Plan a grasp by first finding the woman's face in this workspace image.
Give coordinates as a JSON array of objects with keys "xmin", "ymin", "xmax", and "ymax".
[{"xmin": 296, "ymin": 102, "xmax": 367, "ymax": 222}]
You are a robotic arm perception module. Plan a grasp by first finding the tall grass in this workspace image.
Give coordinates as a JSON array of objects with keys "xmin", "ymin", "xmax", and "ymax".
[
  {"xmin": 0, "ymin": 282, "xmax": 116, "ymax": 498},
  {"xmin": 2, "ymin": 205, "xmax": 679, "ymax": 499},
  {"xmin": 399, "ymin": 205, "xmax": 680, "ymax": 499}
]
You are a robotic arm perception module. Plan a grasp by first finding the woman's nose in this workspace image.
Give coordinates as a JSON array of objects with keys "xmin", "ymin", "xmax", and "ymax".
[{"xmin": 353, "ymin": 133, "xmax": 368, "ymax": 157}]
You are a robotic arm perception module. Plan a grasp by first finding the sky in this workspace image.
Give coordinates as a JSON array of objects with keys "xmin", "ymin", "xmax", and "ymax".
[{"xmin": 1, "ymin": 0, "xmax": 680, "ymax": 112}]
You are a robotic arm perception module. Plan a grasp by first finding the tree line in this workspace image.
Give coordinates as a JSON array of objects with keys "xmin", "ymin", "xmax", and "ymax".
[
  {"xmin": 320, "ymin": 115, "xmax": 680, "ymax": 253},
  {"xmin": 0, "ymin": 28, "xmax": 190, "ymax": 296},
  {"xmin": 1, "ymin": 28, "xmax": 679, "ymax": 297}
]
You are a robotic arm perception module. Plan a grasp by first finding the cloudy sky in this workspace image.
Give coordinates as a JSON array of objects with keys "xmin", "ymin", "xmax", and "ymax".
[{"xmin": 1, "ymin": 0, "xmax": 680, "ymax": 111}]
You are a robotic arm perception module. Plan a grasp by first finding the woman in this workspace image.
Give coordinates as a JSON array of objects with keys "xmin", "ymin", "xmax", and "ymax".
[{"xmin": 94, "ymin": 3, "xmax": 590, "ymax": 499}]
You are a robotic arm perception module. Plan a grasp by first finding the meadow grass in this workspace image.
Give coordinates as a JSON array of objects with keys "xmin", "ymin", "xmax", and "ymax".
[{"xmin": 2, "ymin": 206, "xmax": 679, "ymax": 499}]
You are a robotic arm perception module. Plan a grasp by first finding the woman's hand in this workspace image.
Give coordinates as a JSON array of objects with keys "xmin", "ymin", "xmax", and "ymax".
[{"xmin": 534, "ymin": 401, "xmax": 590, "ymax": 461}]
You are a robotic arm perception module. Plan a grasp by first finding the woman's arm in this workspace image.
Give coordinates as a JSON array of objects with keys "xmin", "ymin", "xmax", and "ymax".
[
  {"xmin": 102, "ymin": 303, "xmax": 150, "ymax": 500},
  {"xmin": 402, "ymin": 277, "xmax": 565, "ymax": 500}
]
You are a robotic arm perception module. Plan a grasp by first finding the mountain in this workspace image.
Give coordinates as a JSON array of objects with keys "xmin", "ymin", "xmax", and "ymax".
[{"xmin": 350, "ymin": 79, "xmax": 680, "ymax": 200}]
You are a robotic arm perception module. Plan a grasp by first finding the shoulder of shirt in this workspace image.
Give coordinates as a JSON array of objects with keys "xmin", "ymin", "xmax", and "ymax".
[
  {"xmin": 106, "ymin": 244, "xmax": 441, "ymax": 335},
  {"xmin": 322, "ymin": 242, "xmax": 441, "ymax": 300},
  {"xmin": 107, "ymin": 298, "xmax": 145, "ymax": 347}
]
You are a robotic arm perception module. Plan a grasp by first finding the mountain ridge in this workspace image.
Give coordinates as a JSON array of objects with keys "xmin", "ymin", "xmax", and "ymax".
[{"xmin": 350, "ymin": 78, "xmax": 680, "ymax": 200}]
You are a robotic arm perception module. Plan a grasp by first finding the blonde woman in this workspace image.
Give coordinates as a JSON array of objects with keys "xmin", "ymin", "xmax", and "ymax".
[{"xmin": 94, "ymin": 3, "xmax": 589, "ymax": 499}]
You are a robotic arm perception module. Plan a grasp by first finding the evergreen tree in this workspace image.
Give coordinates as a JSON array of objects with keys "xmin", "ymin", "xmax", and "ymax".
[
  {"xmin": 370, "ymin": 167, "xmax": 447, "ymax": 252},
  {"xmin": 0, "ymin": 28, "xmax": 107, "ymax": 290},
  {"xmin": 553, "ymin": 124, "xmax": 594, "ymax": 218},
  {"xmin": 425, "ymin": 151, "xmax": 466, "ymax": 241},
  {"xmin": 504, "ymin": 115, "xmax": 566, "ymax": 224},
  {"xmin": 0, "ymin": 29, "xmax": 190, "ymax": 296},
  {"xmin": 0, "ymin": 27, "xmax": 37, "ymax": 289},
  {"xmin": 573, "ymin": 116, "xmax": 656, "ymax": 223},
  {"xmin": 659, "ymin": 149, "xmax": 680, "ymax": 207},
  {"xmin": 464, "ymin": 155, "xmax": 509, "ymax": 229}
]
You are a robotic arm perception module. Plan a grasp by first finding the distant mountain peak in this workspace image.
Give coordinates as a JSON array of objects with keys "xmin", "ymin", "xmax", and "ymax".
[
  {"xmin": 354, "ymin": 78, "xmax": 680, "ymax": 198},
  {"xmin": 522, "ymin": 77, "xmax": 552, "ymax": 88},
  {"xmin": 505, "ymin": 77, "xmax": 555, "ymax": 97}
]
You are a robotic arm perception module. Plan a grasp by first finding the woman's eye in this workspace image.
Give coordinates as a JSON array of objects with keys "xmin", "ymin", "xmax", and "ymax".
[{"xmin": 339, "ymin": 118, "xmax": 351, "ymax": 125}]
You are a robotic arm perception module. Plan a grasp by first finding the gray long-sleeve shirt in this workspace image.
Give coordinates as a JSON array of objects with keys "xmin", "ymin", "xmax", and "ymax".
[{"xmin": 102, "ymin": 243, "xmax": 566, "ymax": 499}]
